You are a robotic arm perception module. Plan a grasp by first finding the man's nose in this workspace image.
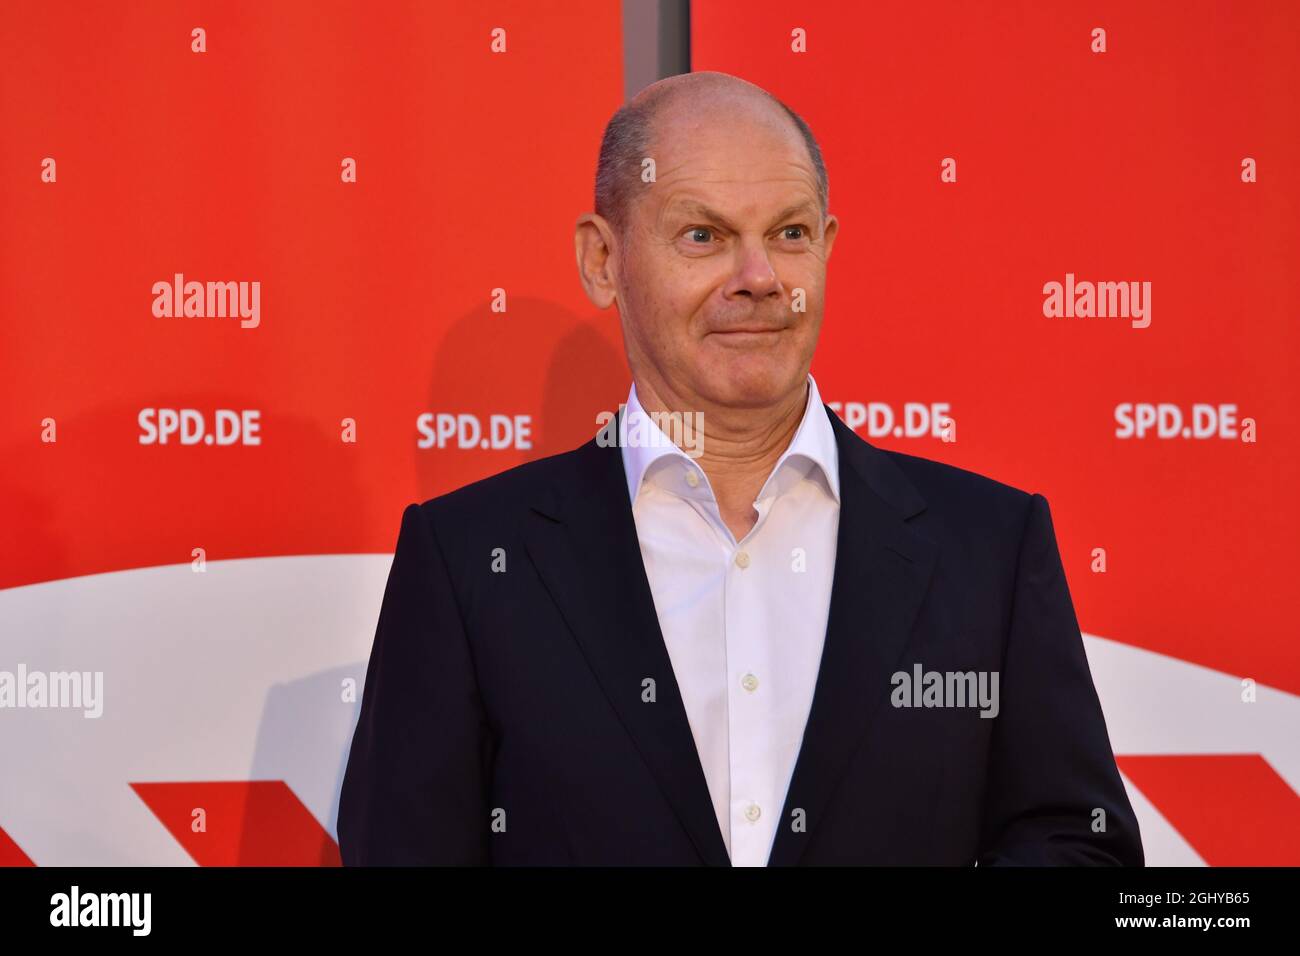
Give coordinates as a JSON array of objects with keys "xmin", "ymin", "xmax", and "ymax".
[{"xmin": 723, "ymin": 239, "xmax": 783, "ymax": 299}]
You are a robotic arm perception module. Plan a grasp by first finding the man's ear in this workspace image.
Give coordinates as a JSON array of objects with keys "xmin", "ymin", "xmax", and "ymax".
[
  {"xmin": 574, "ymin": 213, "xmax": 620, "ymax": 310},
  {"xmin": 822, "ymin": 213, "xmax": 840, "ymax": 259}
]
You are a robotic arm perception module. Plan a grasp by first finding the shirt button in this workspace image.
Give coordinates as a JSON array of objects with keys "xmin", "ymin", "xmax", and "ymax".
[
  {"xmin": 744, "ymin": 803, "xmax": 761, "ymax": 822},
  {"xmin": 741, "ymin": 673, "xmax": 759, "ymax": 693},
  {"xmin": 734, "ymin": 551, "xmax": 750, "ymax": 569},
  {"xmin": 684, "ymin": 469, "xmax": 699, "ymax": 488}
]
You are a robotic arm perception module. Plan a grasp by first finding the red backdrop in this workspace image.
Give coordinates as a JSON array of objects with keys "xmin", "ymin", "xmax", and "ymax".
[{"xmin": 1, "ymin": 0, "xmax": 1296, "ymax": 866}]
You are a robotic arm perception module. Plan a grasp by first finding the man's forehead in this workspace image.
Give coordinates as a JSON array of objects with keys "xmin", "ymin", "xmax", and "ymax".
[
  {"xmin": 650, "ymin": 88, "xmax": 803, "ymax": 151},
  {"xmin": 659, "ymin": 193, "xmax": 820, "ymax": 224},
  {"xmin": 652, "ymin": 144, "xmax": 821, "ymax": 213},
  {"xmin": 653, "ymin": 145, "xmax": 814, "ymax": 177},
  {"xmin": 648, "ymin": 117, "xmax": 816, "ymax": 192}
]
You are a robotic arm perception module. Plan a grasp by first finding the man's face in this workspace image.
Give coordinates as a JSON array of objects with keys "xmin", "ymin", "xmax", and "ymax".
[{"xmin": 613, "ymin": 99, "xmax": 837, "ymax": 413}]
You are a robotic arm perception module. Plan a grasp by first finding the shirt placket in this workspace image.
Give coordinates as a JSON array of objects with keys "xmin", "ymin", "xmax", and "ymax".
[{"xmin": 722, "ymin": 495, "xmax": 777, "ymax": 866}]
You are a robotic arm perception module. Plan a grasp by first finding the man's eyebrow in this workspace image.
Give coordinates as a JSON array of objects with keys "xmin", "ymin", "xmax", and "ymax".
[
  {"xmin": 663, "ymin": 199, "xmax": 821, "ymax": 232},
  {"xmin": 663, "ymin": 200, "xmax": 739, "ymax": 232},
  {"xmin": 768, "ymin": 201, "xmax": 821, "ymax": 229}
]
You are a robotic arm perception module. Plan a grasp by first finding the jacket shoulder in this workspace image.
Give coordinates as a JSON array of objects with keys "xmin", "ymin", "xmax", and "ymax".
[
  {"xmin": 414, "ymin": 440, "xmax": 588, "ymax": 531},
  {"xmin": 876, "ymin": 446, "xmax": 1038, "ymax": 539},
  {"xmin": 883, "ymin": 447, "xmax": 1030, "ymax": 503}
]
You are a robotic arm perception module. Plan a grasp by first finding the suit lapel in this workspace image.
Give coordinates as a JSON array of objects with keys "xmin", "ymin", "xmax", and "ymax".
[
  {"xmin": 766, "ymin": 407, "xmax": 938, "ymax": 866},
  {"xmin": 522, "ymin": 415, "xmax": 732, "ymax": 866}
]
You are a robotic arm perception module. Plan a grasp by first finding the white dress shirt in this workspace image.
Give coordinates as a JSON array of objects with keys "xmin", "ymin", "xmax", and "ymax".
[{"xmin": 619, "ymin": 374, "xmax": 841, "ymax": 866}]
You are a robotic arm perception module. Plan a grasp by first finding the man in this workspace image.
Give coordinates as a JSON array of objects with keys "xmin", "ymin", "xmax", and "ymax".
[{"xmin": 337, "ymin": 71, "xmax": 1143, "ymax": 866}]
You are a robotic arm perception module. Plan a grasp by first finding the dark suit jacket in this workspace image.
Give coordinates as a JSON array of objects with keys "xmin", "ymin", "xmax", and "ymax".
[{"xmin": 337, "ymin": 405, "xmax": 1143, "ymax": 865}]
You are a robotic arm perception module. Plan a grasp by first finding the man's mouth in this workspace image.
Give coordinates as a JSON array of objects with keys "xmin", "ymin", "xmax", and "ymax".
[{"xmin": 709, "ymin": 325, "xmax": 787, "ymax": 336}]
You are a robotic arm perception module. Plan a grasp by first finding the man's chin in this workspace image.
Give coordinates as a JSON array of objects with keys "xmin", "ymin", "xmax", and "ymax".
[{"xmin": 695, "ymin": 358, "xmax": 808, "ymax": 411}]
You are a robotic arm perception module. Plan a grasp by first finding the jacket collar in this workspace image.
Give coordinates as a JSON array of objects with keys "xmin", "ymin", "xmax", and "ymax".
[{"xmin": 619, "ymin": 374, "xmax": 841, "ymax": 508}]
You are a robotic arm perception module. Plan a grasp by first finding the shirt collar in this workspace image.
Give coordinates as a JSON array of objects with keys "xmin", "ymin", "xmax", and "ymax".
[{"xmin": 618, "ymin": 374, "xmax": 841, "ymax": 507}]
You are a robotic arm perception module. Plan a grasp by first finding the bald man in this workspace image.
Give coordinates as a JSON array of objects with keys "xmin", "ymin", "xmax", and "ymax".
[{"xmin": 338, "ymin": 72, "xmax": 1143, "ymax": 867}]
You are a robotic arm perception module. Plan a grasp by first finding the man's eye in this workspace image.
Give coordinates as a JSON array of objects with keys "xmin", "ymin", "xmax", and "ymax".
[
  {"xmin": 783, "ymin": 226, "xmax": 808, "ymax": 240},
  {"xmin": 685, "ymin": 227, "xmax": 713, "ymax": 243}
]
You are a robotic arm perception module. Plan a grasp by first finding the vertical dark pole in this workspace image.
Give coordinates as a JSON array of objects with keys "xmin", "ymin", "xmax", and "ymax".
[{"xmin": 622, "ymin": 0, "xmax": 692, "ymax": 101}]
